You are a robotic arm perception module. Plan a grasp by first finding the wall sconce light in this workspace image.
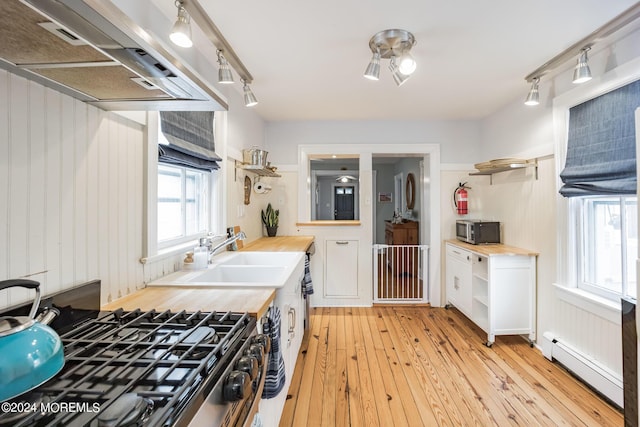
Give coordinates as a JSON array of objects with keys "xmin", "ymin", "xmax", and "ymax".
[
  {"xmin": 364, "ymin": 29, "xmax": 416, "ymax": 85},
  {"xmin": 169, "ymin": 0, "xmax": 193, "ymax": 48}
]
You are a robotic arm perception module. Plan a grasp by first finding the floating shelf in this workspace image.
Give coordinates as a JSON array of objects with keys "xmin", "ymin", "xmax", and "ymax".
[
  {"xmin": 236, "ymin": 162, "xmax": 281, "ymax": 177},
  {"xmin": 469, "ymin": 159, "xmax": 537, "ymax": 184}
]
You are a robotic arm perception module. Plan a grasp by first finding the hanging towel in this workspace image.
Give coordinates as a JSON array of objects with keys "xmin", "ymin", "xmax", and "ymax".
[
  {"xmin": 262, "ymin": 307, "xmax": 286, "ymax": 398},
  {"xmin": 301, "ymin": 253, "xmax": 314, "ymax": 296}
]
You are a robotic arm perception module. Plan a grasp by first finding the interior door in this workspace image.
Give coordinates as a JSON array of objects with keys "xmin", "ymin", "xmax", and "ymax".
[{"xmin": 334, "ymin": 186, "xmax": 355, "ymax": 220}]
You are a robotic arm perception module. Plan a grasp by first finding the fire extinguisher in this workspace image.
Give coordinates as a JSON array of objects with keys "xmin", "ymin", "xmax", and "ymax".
[{"xmin": 454, "ymin": 182, "xmax": 470, "ymax": 215}]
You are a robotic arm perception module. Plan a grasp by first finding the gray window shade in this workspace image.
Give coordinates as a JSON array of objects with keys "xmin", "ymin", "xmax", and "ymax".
[
  {"xmin": 159, "ymin": 111, "xmax": 221, "ymax": 171},
  {"xmin": 559, "ymin": 79, "xmax": 639, "ymax": 197}
]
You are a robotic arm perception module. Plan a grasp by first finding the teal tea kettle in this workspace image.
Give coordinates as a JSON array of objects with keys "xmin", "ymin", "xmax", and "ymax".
[{"xmin": 0, "ymin": 279, "xmax": 64, "ymax": 402}]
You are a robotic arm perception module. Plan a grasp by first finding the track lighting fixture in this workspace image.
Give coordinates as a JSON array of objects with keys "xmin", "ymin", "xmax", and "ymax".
[
  {"xmin": 217, "ymin": 50, "xmax": 234, "ymax": 84},
  {"xmin": 524, "ymin": 77, "xmax": 540, "ymax": 106},
  {"xmin": 169, "ymin": 0, "xmax": 192, "ymax": 48},
  {"xmin": 364, "ymin": 29, "xmax": 416, "ymax": 85},
  {"xmin": 242, "ymin": 79, "xmax": 258, "ymax": 107},
  {"xmin": 572, "ymin": 47, "xmax": 592, "ymax": 84}
]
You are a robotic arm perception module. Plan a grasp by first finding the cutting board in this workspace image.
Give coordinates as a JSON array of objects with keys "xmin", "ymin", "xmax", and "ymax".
[{"xmin": 226, "ymin": 226, "xmax": 243, "ymax": 250}]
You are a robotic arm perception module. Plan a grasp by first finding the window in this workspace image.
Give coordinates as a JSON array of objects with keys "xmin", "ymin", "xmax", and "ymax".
[
  {"xmin": 576, "ymin": 196, "xmax": 637, "ymax": 300},
  {"xmin": 157, "ymin": 164, "xmax": 210, "ymax": 248}
]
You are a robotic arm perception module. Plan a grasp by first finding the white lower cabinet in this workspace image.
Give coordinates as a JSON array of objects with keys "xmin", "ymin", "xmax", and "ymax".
[
  {"xmin": 258, "ymin": 256, "xmax": 305, "ymax": 427},
  {"xmin": 325, "ymin": 239, "xmax": 359, "ymax": 297},
  {"xmin": 445, "ymin": 241, "xmax": 537, "ymax": 347}
]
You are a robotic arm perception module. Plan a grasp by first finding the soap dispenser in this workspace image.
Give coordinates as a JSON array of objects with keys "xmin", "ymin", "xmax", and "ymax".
[{"xmin": 193, "ymin": 239, "xmax": 209, "ymax": 269}]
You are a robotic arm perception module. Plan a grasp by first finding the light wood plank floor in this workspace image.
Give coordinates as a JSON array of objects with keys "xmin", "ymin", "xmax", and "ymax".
[{"xmin": 280, "ymin": 306, "xmax": 623, "ymax": 427}]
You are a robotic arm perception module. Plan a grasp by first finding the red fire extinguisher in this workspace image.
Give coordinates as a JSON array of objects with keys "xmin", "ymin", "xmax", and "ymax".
[{"xmin": 454, "ymin": 182, "xmax": 470, "ymax": 215}]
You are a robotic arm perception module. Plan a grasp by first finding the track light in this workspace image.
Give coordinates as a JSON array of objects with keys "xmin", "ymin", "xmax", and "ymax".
[
  {"xmin": 572, "ymin": 47, "xmax": 592, "ymax": 84},
  {"xmin": 363, "ymin": 52, "xmax": 381, "ymax": 80},
  {"xmin": 364, "ymin": 29, "xmax": 416, "ymax": 85},
  {"xmin": 169, "ymin": 0, "xmax": 192, "ymax": 48},
  {"xmin": 524, "ymin": 77, "xmax": 540, "ymax": 106},
  {"xmin": 217, "ymin": 50, "xmax": 234, "ymax": 84},
  {"xmin": 389, "ymin": 56, "xmax": 410, "ymax": 86},
  {"xmin": 242, "ymin": 79, "xmax": 258, "ymax": 107}
]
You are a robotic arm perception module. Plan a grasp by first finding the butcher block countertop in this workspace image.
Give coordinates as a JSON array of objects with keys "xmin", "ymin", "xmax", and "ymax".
[
  {"xmin": 241, "ymin": 235, "xmax": 314, "ymax": 252},
  {"xmin": 446, "ymin": 239, "xmax": 538, "ymax": 256},
  {"xmin": 101, "ymin": 236, "xmax": 314, "ymax": 317},
  {"xmin": 101, "ymin": 286, "xmax": 275, "ymax": 319}
]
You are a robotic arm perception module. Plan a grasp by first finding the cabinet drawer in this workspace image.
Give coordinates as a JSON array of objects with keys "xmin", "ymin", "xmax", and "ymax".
[{"xmin": 446, "ymin": 244, "xmax": 471, "ymax": 264}]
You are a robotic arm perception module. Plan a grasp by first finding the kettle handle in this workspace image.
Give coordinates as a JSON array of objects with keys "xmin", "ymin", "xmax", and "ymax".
[{"xmin": 0, "ymin": 279, "xmax": 41, "ymax": 319}]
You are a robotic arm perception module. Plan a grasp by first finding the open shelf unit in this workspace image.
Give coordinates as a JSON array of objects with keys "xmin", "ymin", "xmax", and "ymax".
[{"xmin": 235, "ymin": 160, "xmax": 281, "ymax": 179}]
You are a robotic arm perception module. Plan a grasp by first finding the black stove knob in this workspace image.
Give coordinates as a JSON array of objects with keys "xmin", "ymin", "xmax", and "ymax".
[
  {"xmin": 223, "ymin": 370, "xmax": 251, "ymax": 402},
  {"xmin": 244, "ymin": 343, "xmax": 265, "ymax": 366},
  {"xmin": 252, "ymin": 334, "xmax": 271, "ymax": 353},
  {"xmin": 235, "ymin": 355, "xmax": 259, "ymax": 380}
]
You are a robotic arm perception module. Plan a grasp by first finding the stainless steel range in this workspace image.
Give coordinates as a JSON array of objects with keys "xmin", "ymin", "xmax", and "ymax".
[{"xmin": 0, "ymin": 281, "xmax": 269, "ymax": 427}]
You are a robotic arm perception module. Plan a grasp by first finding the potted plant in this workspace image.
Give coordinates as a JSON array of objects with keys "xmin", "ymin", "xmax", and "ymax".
[{"xmin": 261, "ymin": 203, "xmax": 279, "ymax": 237}]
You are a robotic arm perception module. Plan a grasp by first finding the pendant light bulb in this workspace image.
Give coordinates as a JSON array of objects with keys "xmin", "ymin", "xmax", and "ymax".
[
  {"xmin": 169, "ymin": 3, "xmax": 192, "ymax": 48},
  {"xmin": 524, "ymin": 78, "xmax": 540, "ymax": 106},
  {"xmin": 398, "ymin": 52, "xmax": 416, "ymax": 75},
  {"xmin": 572, "ymin": 47, "xmax": 592, "ymax": 84}
]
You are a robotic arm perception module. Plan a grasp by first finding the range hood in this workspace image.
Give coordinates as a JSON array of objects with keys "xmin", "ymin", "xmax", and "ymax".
[{"xmin": 0, "ymin": 0, "xmax": 227, "ymax": 111}]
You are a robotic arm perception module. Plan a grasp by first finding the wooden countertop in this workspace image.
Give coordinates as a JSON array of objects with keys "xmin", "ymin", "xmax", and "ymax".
[
  {"xmin": 445, "ymin": 239, "xmax": 538, "ymax": 256},
  {"xmin": 101, "ymin": 286, "xmax": 276, "ymax": 319},
  {"xmin": 241, "ymin": 235, "xmax": 314, "ymax": 252}
]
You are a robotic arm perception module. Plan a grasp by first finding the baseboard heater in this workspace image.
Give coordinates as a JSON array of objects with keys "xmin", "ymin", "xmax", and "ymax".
[{"xmin": 542, "ymin": 331, "xmax": 623, "ymax": 408}]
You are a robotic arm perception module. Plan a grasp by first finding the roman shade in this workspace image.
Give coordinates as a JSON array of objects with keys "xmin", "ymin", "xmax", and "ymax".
[
  {"xmin": 559, "ymin": 79, "xmax": 640, "ymax": 197},
  {"xmin": 159, "ymin": 111, "xmax": 221, "ymax": 171}
]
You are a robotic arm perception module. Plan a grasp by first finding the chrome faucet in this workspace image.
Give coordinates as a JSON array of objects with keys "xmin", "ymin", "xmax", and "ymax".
[{"xmin": 208, "ymin": 231, "xmax": 247, "ymax": 258}]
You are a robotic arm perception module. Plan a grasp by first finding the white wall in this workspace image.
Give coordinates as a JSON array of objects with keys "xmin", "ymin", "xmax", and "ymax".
[
  {"xmin": 476, "ymin": 24, "xmax": 640, "ymax": 390},
  {"xmin": 0, "ymin": 71, "xmax": 145, "ymax": 308}
]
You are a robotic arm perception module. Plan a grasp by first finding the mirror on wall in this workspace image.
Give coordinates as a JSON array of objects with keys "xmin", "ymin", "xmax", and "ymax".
[{"xmin": 309, "ymin": 155, "xmax": 360, "ymax": 220}]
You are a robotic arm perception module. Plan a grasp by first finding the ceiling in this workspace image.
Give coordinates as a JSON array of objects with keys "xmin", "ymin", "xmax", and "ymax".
[{"xmin": 190, "ymin": 0, "xmax": 638, "ymax": 122}]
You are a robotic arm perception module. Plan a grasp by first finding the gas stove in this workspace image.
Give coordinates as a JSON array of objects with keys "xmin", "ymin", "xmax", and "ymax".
[{"xmin": 0, "ymin": 281, "xmax": 269, "ymax": 427}]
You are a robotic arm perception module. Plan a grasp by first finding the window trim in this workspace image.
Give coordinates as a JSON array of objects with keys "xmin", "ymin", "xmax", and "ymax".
[{"xmin": 554, "ymin": 57, "xmax": 640, "ymax": 309}]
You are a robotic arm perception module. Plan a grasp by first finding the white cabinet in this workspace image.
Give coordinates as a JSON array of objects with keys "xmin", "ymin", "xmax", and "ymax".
[
  {"xmin": 445, "ymin": 244, "xmax": 473, "ymax": 316},
  {"xmin": 325, "ymin": 239, "xmax": 359, "ymax": 297},
  {"xmin": 258, "ymin": 256, "xmax": 305, "ymax": 427},
  {"xmin": 445, "ymin": 241, "xmax": 537, "ymax": 347}
]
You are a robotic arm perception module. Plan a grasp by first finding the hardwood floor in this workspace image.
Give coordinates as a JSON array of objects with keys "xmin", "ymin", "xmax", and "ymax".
[{"xmin": 279, "ymin": 306, "xmax": 623, "ymax": 427}]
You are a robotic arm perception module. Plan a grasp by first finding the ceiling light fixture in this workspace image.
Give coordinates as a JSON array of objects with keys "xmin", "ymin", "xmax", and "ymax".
[
  {"xmin": 524, "ymin": 77, "xmax": 540, "ymax": 106},
  {"xmin": 242, "ymin": 79, "xmax": 258, "ymax": 107},
  {"xmin": 572, "ymin": 47, "xmax": 592, "ymax": 84},
  {"xmin": 217, "ymin": 50, "xmax": 234, "ymax": 84},
  {"xmin": 169, "ymin": 0, "xmax": 193, "ymax": 48},
  {"xmin": 363, "ymin": 51, "xmax": 381, "ymax": 80},
  {"xmin": 364, "ymin": 29, "xmax": 416, "ymax": 85},
  {"xmin": 336, "ymin": 175, "xmax": 357, "ymax": 183}
]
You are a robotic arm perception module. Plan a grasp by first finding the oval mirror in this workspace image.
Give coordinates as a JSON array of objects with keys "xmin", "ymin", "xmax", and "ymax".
[{"xmin": 406, "ymin": 173, "xmax": 415, "ymax": 210}]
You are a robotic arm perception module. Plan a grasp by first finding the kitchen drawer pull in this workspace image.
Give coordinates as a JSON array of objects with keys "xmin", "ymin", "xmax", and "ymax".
[
  {"xmin": 335, "ymin": 241, "xmax": 349, "ymax": 245},
  {"xmin": 288, "ymin": 308, "xmax": 296, "ymax": 333}
]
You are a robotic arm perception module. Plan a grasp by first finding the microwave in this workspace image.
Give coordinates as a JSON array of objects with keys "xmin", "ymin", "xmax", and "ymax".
[{"xmin": 456, "ymin": 220, "xmax": 501, "ymax": 244}]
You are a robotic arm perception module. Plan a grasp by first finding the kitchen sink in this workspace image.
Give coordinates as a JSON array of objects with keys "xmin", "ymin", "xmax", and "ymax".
[
  {"xmin": 149, "ymin": 251, "xmax": 305, "ymax": 288},
  {"xmin": 186, "ymin": 265, "xmax": 286, "ymax": 284},
  {"xmin": 214, "ymin": 251, "xmax": 302, "ymax": 266}
]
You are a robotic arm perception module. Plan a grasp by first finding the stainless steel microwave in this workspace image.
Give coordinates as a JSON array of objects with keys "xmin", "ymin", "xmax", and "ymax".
[{"xmin": 456, "ymin": 220, "xmax": 501, "ymax": 244}]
